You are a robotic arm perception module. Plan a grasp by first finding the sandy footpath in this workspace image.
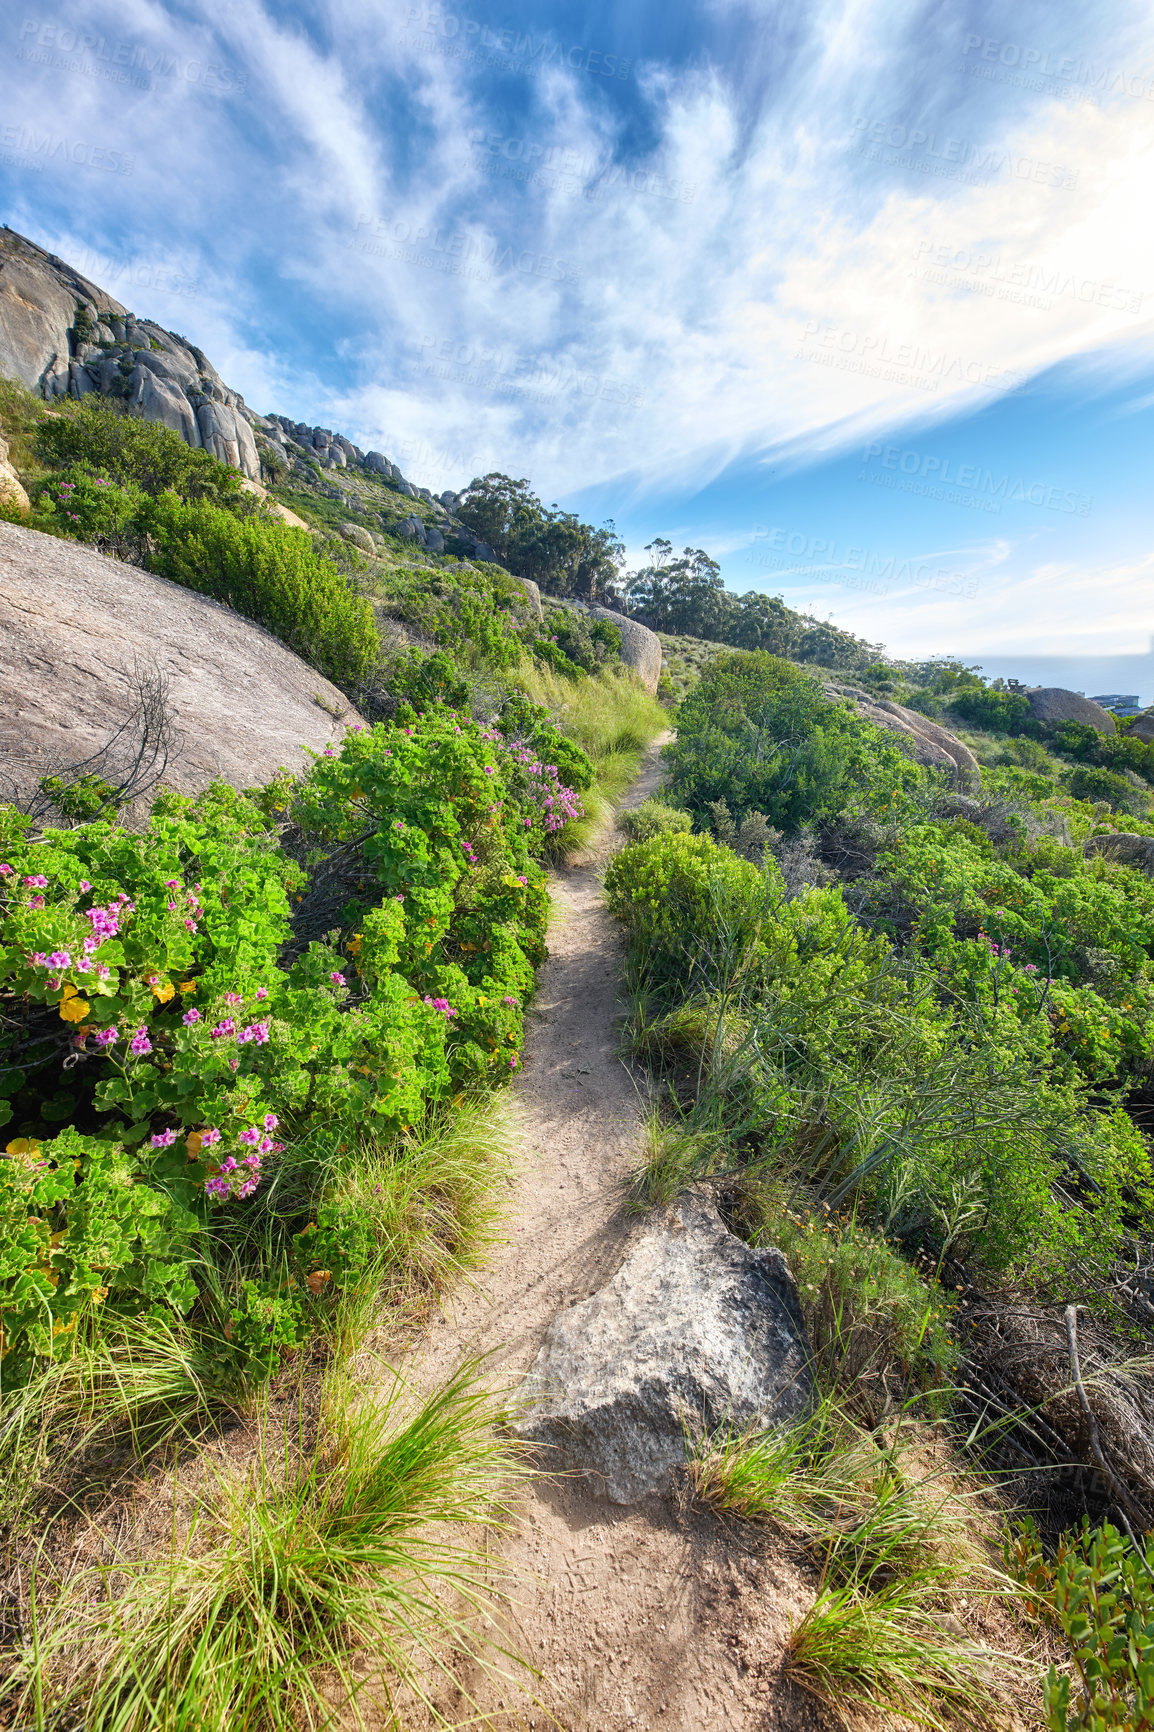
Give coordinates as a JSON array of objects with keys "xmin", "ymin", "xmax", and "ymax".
[{"xmin": 412, "ymin": 739, "xmax": 826, "ymax": 1732}]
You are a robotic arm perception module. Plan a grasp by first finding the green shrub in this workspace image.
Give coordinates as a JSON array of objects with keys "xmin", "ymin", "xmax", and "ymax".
[
  {"xmin": 1067, "ymin": 764, "xmax": 1140, "ymax": 811},
  {"xmin": 666, "ymin": 651, "xmax": 918, "ymax": 833},
  {"xmin": 617, "ymin": 798, "xmax": 692, "ymax": 843},
  {"xmin": 605, "ymin": 830, "xmax": 781, "ymax": 995},
  {"xmin": 1010, "ymin": 1517, "xmax": 1154, "ymax": 1730},
  {"xmin": 949, "ymin": 687, "xmax": 1032, "ymax": 734},
  {"xmin": 140, "ymin": 492, "xmax": 378, "ymax": 689},
  {"xmin": 0, "ymin": 709, "xmax": 558, "ymax": 1384},
  {"xmin": 35, "ymin": 396, "xmax": 243, "ymax": 505}
]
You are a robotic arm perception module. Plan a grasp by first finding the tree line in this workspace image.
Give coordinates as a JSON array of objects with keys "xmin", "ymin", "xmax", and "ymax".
[{"xmin": 455, "ymin": 474, "xmax": 881, "ymax": 669}]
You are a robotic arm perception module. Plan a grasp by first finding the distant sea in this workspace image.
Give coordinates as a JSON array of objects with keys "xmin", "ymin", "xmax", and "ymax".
[{"xmin": 959, "ymin": 643, "xmax": 1154, "ymax": 709}]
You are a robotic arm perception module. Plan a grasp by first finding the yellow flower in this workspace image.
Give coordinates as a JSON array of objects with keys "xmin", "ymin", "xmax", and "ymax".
[
  {"xmin": 59, "ymin": 995, "xmax": 90, "ymax": 1023},
  {"xmin": 152, "ymin": 981, "xmax": 176, "ymax": 1003},
  {"xmin": 6, "ymin": 1138, "xmax": 41, "ymax": 1158}
]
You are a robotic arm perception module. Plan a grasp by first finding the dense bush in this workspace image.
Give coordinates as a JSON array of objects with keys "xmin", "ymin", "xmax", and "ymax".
[
  {"xmin": 138, "ymin": 494, "xmax": 378, "ymax": 689},
  {"xmin": 616, "ymin": 798, "xmax": 693, "ymax": 844},
  {"xmin": 35, "ymin": 396, "xmax": 243, "ymax": 505},
  {"xmin": 0, "ymin": 709, "xmax": 561, "ymax": 1383},
  {"xmin": 607, "ymin": 829, "xmax": 1152, "ymax": 1290},
  {"xmin": 665, "ymin": 651, "xmax": 919, "ymax": 834}
]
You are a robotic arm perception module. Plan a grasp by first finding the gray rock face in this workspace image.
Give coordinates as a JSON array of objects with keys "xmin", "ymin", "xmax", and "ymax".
[
  {"xmin": 1127, "ymin": 710, "xmax": 1154, "ymax": 745},
  {"xmin": 471, "ymin": 540, "xmax": 496, "ymax": 563},
  {"xmin": 0, "ymin": 523, "xmax": 361, "ymax": 806},
  {"xmin": 1026, "ymin": 687, "xmax": 1117, "ymax": 734},
  {"xmin": 0, "ymin": 228, "xmax": 261, "ymax": 479},
  {"xmin": 589, "ymin": 605, "xmax": 663, "ymax": 695},
  {"xmin": 510, "ymin": 1193, "xmax": 814, "ymax": 1503},
  {"xmin": 825, "ymin": 682, "xmax": 980, "ymax": 787},
  {"xmin": 1085, "ymin": 832, "xmax": 1154, "ymax": 876},
  {"xmin": 515, "ymin": 576, "xmax": 543, "ymax": 620},
  {"xmin": 396, "ymin": 515, "xmax": 426, "ymax": 543},
  {"xmin": 423, "ymin": 525, "xmax": 445, "ymax": 553}
]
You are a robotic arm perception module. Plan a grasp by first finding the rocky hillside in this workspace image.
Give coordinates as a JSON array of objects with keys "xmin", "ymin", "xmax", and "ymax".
[{"xmin": 0, "ymin": 225, "xmax": 497, "ymax": 562}]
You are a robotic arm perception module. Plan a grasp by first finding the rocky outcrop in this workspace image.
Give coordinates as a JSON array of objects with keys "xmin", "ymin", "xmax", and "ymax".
[
  {"xmin": 1025, "ymin": 687, "xmax": 1117, "ymax": 734},
  {"xmin": 510, "ymin": 1193, "xmax": 814, "ymax": 1503},
  {"xmin": 589, "ymin": 605, "xmax": 663, "ymax": 695},
  {"xmin": 515, "ymin": 576, "xmax": 543, "ymax": 621},
  {"xmin": 825, "ymin": 682, "xmax": 980, "ymax": 786},
  {"xmin": 1084, "ymin": 832, "xmax": 1154, "ymax": 876},
  {"xmin": 0, "ymin": 433, "xmax": 29, "ymax": 516},
  {"xmin": 1128, "ymin": 710, "xmax": 1154, "ymax": 745},
  {"xmin": 0, "ymin": 522, "xmax": 360, "ymax": 806},
  {"xmin": 0, "ymin": 227, "xmax": 261, "ymax": 479}
]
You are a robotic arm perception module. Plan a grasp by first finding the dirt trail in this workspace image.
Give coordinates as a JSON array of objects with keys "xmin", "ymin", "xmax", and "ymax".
[{"xmin": 415, "ymin": 737, "xmax": 825, "ymax": 1732}]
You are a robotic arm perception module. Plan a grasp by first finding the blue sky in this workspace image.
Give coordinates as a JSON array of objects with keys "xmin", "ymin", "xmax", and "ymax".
[{"xmin": 2, "ymin": 0, "xmax": 1153, "ymax": 693}]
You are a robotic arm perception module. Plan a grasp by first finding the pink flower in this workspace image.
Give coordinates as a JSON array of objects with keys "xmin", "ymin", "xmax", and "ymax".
[
  {"xmin": 237, "ymin": 1019, "xmax": 270, "ymax": 1045},
  {"xmin": 0, "ymin": 864, "xmax": 12, "ymax": 876},
  {"xmin": 23, "ymin": 874, "xmax": 48, "ymax": 888},
  {"xmin": 150, "ymin": 1128, "xmax": 177, "ymax": 1148},
  {"xmin": 200, "ymin": 1127, "xmax": 221, "ymax": 1146},
  {"xmin": 330, "ymin": 971, "xmax": 346, "ymax": 986},
  {"xmin": 29, "ymin": 895, "xmax": 44, "ymax": 909},
  {"xmin": 78, "ymin": 878, "xmax": 90, "ymax": 891},
  {"xmin": 255, "ymin": 986, "xmax": 268, "ymax": 1001},
  {"xmin": 167, "ymin": 901, "xmax": 178, "ymax": 911},
  {"xmin": 210, "ymin": 1018, "xmax": 235, "ymax": 1040},
  {"xmin": 239, "ymin": 1126, "xmax": 260, "ymax": 1146},
  {"xmin": 184, "ymin": 919, "xmax": 198, "ymax": 933},
  {"xmin": 129, "ymin": 1028, "xmax": 152, "ymax": 1056},
  {"xmin": 93, "ymin": 1027, "xmax": 119, "ymax": 1047},
  {"xmin": 263, "ymin": 1112, "xmax": 279, "ymax": 1130},
  {"xmin": 182, "ymin": 1008, "xmax": 201, "ymax": 1025},
  {"xmin": 164, "ymin": 879, "xmax": 180, "ymax": 889}
]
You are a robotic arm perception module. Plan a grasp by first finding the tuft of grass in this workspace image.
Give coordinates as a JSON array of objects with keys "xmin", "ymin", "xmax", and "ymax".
[
  {"xmin": 691, "ymin": 1401, "xmax": 1029, "ymax": 1730},
  {"xmin": 783, "ymin": 1581, "xmax": 1021, "ymax": 1731},
  {"xmin": 26, "ymin": 1359, "xmax": 537, "ymax": 1732},
  {"xmin": 0, "ymin": 1311, "xmax": 242, "ymax": 1528},
  {"xmin": 626, "ymin": 1100, "xmax": 732, "ymax": 1209}
]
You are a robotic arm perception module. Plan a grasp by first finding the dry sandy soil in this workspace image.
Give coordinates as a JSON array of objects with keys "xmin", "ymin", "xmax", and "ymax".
[{"xmin": 410, "ymin": 740, "xmax": 834, "ymax": 1732}]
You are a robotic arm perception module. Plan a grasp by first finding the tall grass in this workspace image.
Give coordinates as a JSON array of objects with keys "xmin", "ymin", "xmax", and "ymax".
[
  {"xmin": 516, "ymin": 663, "xmax": 667, "ymax": 853},
  {"xmin": 25, "ymin": 1360, "xmax": 535, "ymax": 1732},
  {"xmin": 690, "ymin": 1398, "xmax": 1030, "ymax": 1729}
]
